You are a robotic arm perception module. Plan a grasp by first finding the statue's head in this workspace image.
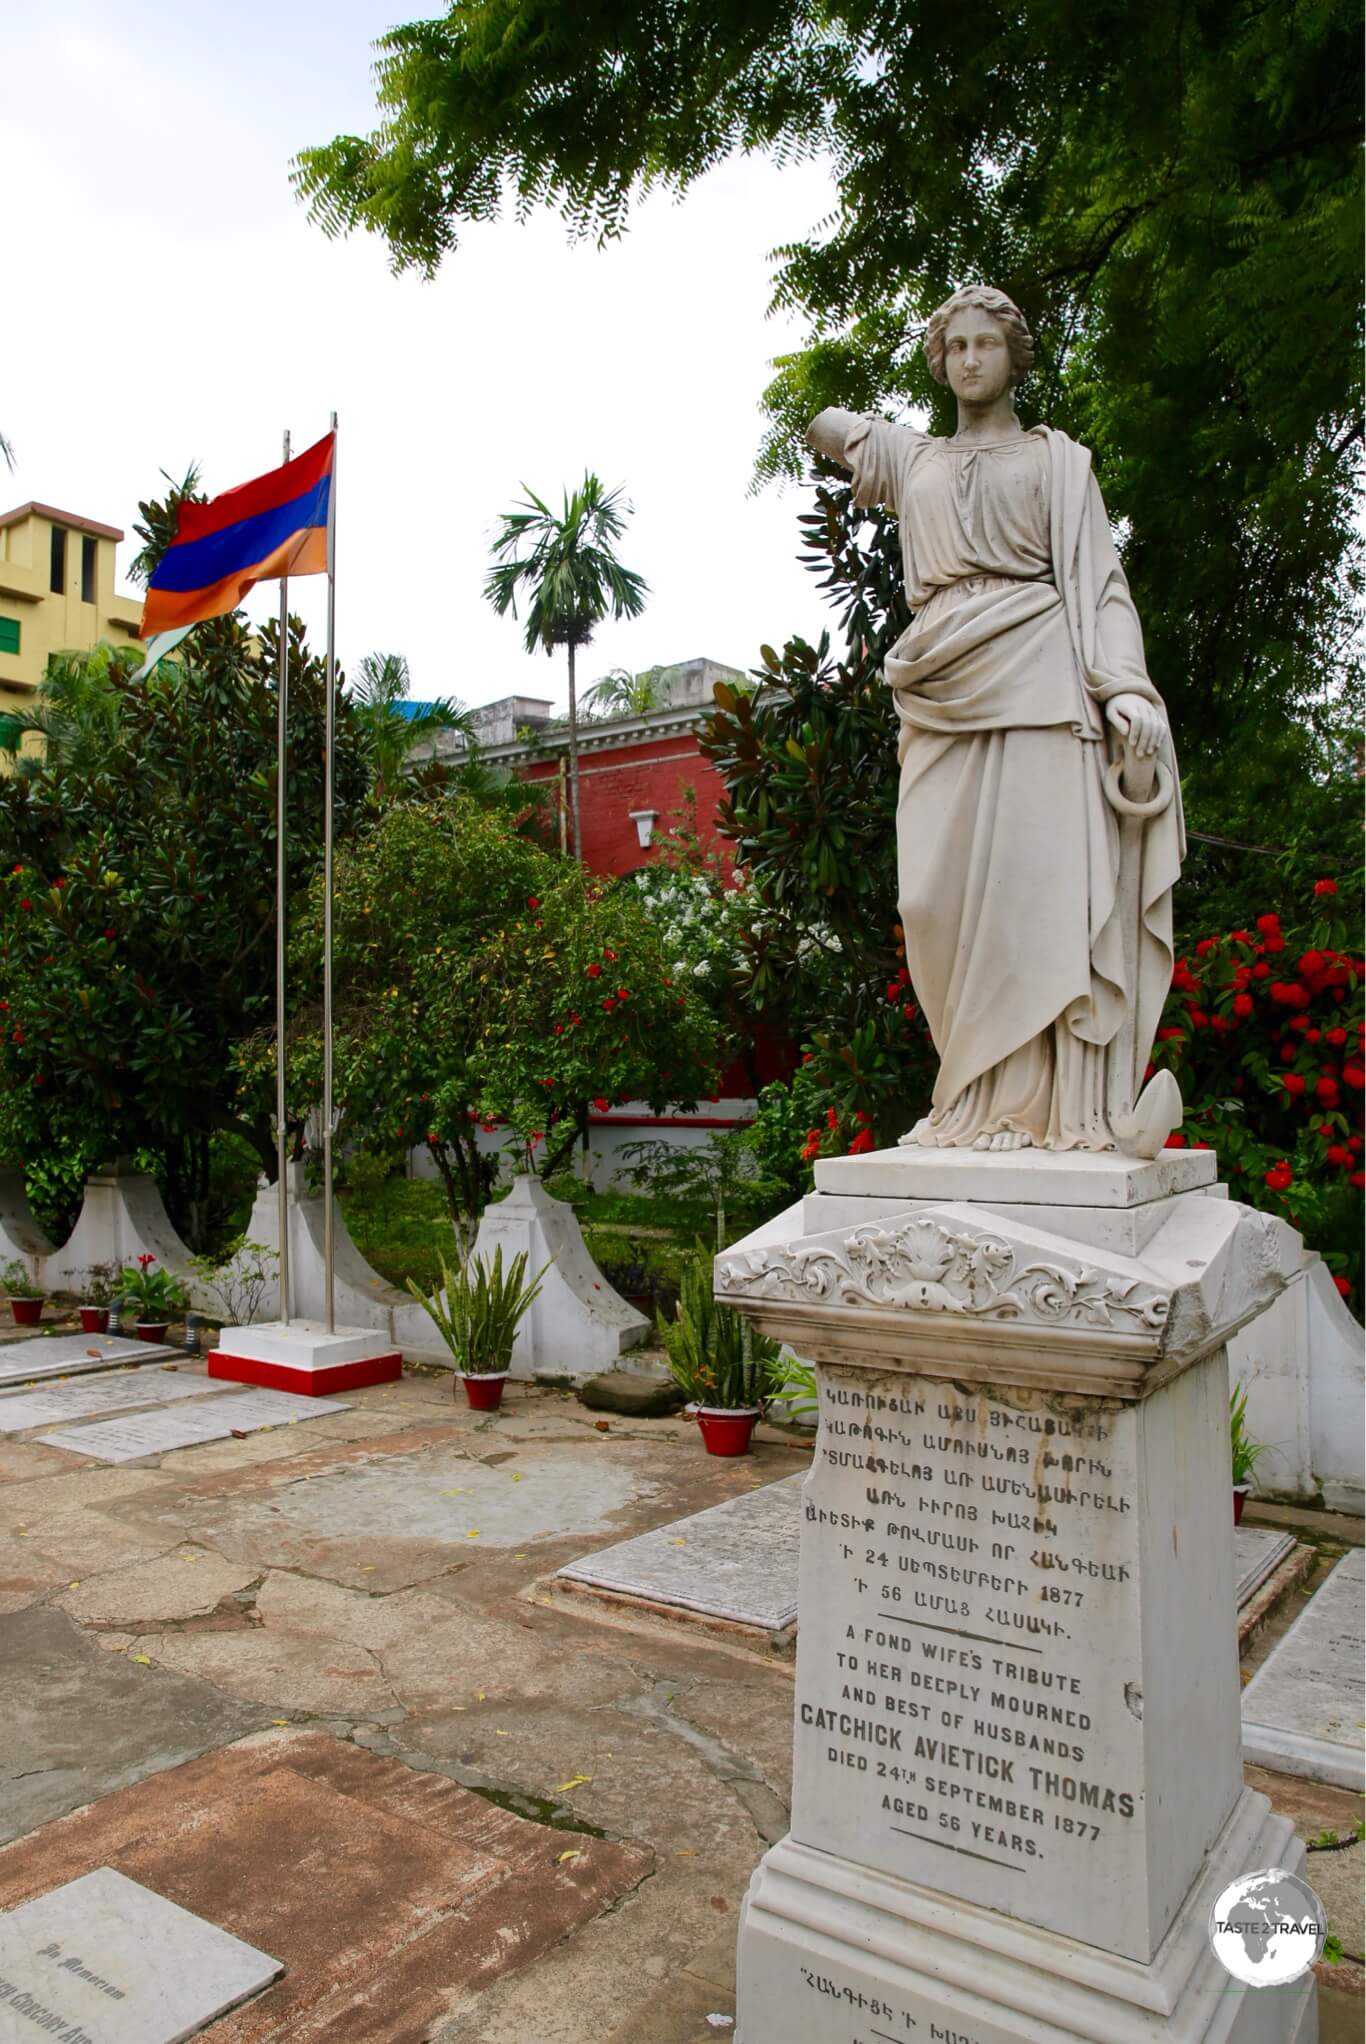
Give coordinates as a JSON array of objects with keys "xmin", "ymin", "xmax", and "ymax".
[{"xmin": 924, "ymin": 287, "xmax": 1034, "ymax": 397}]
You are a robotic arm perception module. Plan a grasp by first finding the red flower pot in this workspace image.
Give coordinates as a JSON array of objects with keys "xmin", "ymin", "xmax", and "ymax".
[
  {"xmin": 696, "ymin": 1406, "xmax": 760, "ymax": 1457},
  {"xmin": 1233, "ymin": 1484, "xmax": 1250, "ymax": 1525},
  {"xmin": 9, "ymin": 1297, "xmax": 43, "ymax": 1326},
  {"xmin": 135, "ymin": 1321, "xmax": 170, "ymax": 1344},
  {"xmin": 79, "ymin": 1306, "xmax": 110, "ymax": 1334},
  {"xmin": 459, "ymin": 1371, "xmax": 509, "ymax": 1411}
]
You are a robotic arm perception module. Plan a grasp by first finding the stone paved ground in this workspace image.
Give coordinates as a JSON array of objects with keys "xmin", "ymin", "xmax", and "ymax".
[{"xmin": 0, "ymin": 1365, "xmax": 1359, "ymax": 2042}]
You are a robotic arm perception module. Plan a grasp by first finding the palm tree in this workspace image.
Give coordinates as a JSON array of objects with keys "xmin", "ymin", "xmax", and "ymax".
[
  {"xmin": 349, "ymin": 651, "xmax": 476, "ymax": 803},
  {"xmin": 0, "ymin": 431, "xmax": 14, "ymax": 472},
  {"xmin": 484, "ymin": 475, "xmax": 648, "ymax": 857},
  {"xmin": 582, "ymin": 664, "xmax": 666, "ymax": 721},
  {"xmin": 7, "ymin": 646, "xmax": 127, "ymax": 780}
]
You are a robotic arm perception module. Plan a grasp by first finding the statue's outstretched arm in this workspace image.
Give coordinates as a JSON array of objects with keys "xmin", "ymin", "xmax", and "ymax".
[{"xmin": 806, "ymin": 407, "xmax": 865, "ymax": 467}]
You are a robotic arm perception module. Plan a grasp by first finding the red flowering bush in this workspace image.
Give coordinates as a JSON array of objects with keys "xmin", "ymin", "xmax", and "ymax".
[{"xmin": 1148, "ymin": 861, "xmax": 1364, "ymax": 1303}]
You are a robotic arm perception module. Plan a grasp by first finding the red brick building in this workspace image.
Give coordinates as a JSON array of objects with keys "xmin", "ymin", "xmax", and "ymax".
[{"xmin": 450, "ymin": 657, "xmax": 741, "ymax": 874}]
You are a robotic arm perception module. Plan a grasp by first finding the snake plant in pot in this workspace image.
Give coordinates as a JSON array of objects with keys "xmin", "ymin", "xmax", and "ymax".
[
  {"xmin": 659, "ymin": 1245, "xmax": 785, "ymax": 1456},
  {"xmin": 1229, "ymin": 1386, "xmax": 1269, "ymax": 1524},
  {"xmin": 405, "ymin": 1247, "xmax": 548, "ymax": 1409}
]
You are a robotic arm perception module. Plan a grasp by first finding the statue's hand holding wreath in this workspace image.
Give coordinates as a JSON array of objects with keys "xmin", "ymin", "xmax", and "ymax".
[{"xmin": 1105, "ymin": 693, "xmax": 1165, "ymax": 758}]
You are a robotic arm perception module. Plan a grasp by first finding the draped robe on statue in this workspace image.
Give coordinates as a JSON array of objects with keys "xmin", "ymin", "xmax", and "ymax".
[{"xmin": 834, "ymin": 415, "xmax": 1184, "ymax": 1150}]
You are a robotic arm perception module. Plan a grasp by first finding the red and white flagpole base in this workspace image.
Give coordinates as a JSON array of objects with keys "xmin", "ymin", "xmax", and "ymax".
[{"xmin": 207, "ymin": 1320, "xmax": 401, "ymax": 1397}]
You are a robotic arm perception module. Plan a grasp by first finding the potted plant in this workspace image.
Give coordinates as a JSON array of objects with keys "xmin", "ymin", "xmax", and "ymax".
[
  {"xmin": 405, "ymin": 1246, "xmax": 548, "ymax": 1409},
  {"xmin": 117, "ymin": 1254, "xmax": 189, "ymax": 1342},
  {"xmin": 1, "ymin": 1258, "xmax": 45, "ymax": 1327},
  {"xmin": 660, "ymin": 1246, "xmax": 785, "ymax": 1456},
  {"xmin": 79, "ymin": 1263, "xmax": 117, "ymax": 1335},
  {"xmin": 1230, "ymin": 1386, "xmax": 1268, "ymax": 1523}
]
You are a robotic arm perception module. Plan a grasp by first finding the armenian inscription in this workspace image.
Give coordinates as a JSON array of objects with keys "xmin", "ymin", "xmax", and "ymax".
[{"xmin": 791, "ymin": 1367, "xmax": 1147, "ymax": 1957}]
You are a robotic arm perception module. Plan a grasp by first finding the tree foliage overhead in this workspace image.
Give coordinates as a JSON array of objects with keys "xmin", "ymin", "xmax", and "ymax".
[{"xmin": 296, "ymin": 0, "xmax": 1361, "ymax": 763}]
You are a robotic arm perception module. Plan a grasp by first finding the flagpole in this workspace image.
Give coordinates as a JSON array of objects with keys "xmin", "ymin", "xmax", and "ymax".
[
  {"xmin": 276, "ymin": 429, "xmax": 292, "ymax": 1326},
  {"xmin": 323, "ymin": 412, "xmax": 338, "ymax": 1334}
]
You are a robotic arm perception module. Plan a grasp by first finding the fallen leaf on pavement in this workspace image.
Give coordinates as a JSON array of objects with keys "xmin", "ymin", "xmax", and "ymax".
[
  {"xmin": 130, "ymin": 1654, "xmax": 152, "ymax": 1665},
  {"xmin": 557, "ymin": 1775, "xmax": 593, "ymax": 1792},
  {"xmin": 557, "ymin": 1850, "xmax": 581, "ymax": 1864}
]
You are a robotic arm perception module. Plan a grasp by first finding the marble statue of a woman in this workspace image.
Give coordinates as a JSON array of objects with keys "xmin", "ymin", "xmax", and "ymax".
[{"xmin": 808, "ymin": 286, "xmax": 1186, "ymax": 1160}]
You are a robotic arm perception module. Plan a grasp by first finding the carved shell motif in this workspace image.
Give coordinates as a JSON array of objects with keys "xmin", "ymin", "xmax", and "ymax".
[{"xmin": 715, "ymin": 1216, "xmax": 1170, "ymax": 1333}]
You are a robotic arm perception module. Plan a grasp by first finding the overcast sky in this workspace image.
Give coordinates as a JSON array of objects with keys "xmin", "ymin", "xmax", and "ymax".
[{"xmin": 5, "ymin": 1, "xmax": 840, "ymax": 709}]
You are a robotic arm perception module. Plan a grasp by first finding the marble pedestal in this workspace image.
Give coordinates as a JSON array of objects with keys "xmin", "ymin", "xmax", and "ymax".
[
  {"xmin": 207, "ymin": 1319, "xmax": 401, "ymax": 1394},
  {"xmin": 719, "ymin": 1148, "xmax": 1316, "ymax": 2044}
]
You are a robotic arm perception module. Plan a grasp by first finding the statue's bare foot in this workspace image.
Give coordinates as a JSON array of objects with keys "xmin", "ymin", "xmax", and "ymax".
[
  {"xmin": 989, "ymin": 1130, "xmax": 1033, "ymax": 1152},
  {"xmin": 899, "ymin": 1117, "xmax": 940, "ymax": 1148}
]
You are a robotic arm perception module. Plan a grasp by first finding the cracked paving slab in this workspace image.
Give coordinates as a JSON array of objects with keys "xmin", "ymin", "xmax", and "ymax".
[
  {"xmin": 253, "ymin": 1569, "xmax": 648, "ymax": 1713},
  {"xmin": 55, "ymin": 1546, "xmax": 261, "ymax": 1625},
  {"xmin": 131, "ymin": 1624, "xmax": 400, "ymax": 1717},
  {"xmin": 0, "ymin": 1606, "xmax": 267, "ymax": 1842}
]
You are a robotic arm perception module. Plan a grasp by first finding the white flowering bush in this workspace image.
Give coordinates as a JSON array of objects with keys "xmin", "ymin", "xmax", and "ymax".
[{"xmin": 631, "ymin": 864, "xmax": 753, "ymax": 1010}]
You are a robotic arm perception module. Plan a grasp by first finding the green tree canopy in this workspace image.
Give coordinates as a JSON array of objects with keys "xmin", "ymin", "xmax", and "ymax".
[
  {"xmin": 249, "ymin": 801, "xmax": 718, "ymax": 1237},
  {"xmin": 349, "ymin": 650, "xmax": 476, "ymax": 804},
  {"xmin": 0, "ymin": 620, "xmax": 367, "ymax": 1247},
  {"xmin": 297, "ymin": 0, "xmax": 1361, "ymax": 780}
]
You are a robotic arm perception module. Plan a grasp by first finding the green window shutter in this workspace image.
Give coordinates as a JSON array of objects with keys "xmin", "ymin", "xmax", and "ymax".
[{"xmin": 0, "ymin": 616, "xmax": 19, "ymax": 656}]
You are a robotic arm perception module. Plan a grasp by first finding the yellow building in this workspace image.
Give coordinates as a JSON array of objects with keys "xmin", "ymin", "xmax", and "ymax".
[{"xmin": 0, "ymin": 501, "xmax": 143, "ymax": 711}]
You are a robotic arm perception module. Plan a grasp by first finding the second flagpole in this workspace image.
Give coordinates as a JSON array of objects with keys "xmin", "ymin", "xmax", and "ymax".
[
  {"xmin": 322, "ymin": 412, "xmax": 338, "ymax": 1333},
  {"xmin": 276, "ymin": 428, "xmax": 292, "ymax": 1326}
]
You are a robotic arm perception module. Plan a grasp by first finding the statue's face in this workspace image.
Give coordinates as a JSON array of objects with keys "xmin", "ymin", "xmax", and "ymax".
[{"xmin": 942, "ymin": 306, "xmax": 1014, "ymax": 404}]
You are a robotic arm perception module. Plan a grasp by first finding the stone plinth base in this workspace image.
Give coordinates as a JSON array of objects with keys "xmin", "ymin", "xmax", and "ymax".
[
  {"xmin": 208, "ymin": 1321, "xmax": 401, "ymax": 1395},
  {"xmin": 738, "ymin": 1798, "xmax": 1316, "ymax": 2044}
]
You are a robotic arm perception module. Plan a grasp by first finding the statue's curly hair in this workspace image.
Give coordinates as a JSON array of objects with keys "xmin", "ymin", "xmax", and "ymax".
[{"xmin": 923, "ymin": 287, "xmax": 1035, "ymax": 387}]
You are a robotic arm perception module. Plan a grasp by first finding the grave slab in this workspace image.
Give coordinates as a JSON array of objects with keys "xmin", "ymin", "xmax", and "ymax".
[
  {"xmin": 558, "ymin": 1482, "xmax": 1294, "ymax": 1639},
  {"xmin": 558, "ymin": 1472, "xmax": 804, "ymax": 1630},
  {"xmin": 0, "ymin": 1865, "xmax": 282, "ymax": 2042},
  {"xmin": 1241, "ymin": 1547, "xmax": 1365, "ymax": 1789},
  {"xmin": 0, "ymin": 1333, "xmax": 180, "ymax": 1388},
  {"xmin": 0, "ymin": 1729, "xmax": 654, "ymax": 2044},
  {"xmin": 0, "ymin": 1365, "xmax": 219, "ymax": 1432},
  {"xmin": 37, "ymin": 1387, "xmax": 349, "ymax": 1463},
  {"xmin": 1233, "ymin": 1524, "xmax": 1296, "ymax": 1605}
]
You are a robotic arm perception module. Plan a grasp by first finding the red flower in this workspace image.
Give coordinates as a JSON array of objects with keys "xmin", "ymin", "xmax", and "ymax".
[
  {"xmin": 1255, "ymin": 913, "xmax": 1281, "ymax": 935},
  {"xmin": 1280, "ymin": 1044, "xmax": 1298, "ymax": 1064},
  {"xmin": 616, "ymin": 986, "xmax": 630, "ymax": 1000},
  {"xmin": 601, "ymin": 997, "xmax": 616, "ymax": 1011},
  {"xmin": 1164, "ymin": 1132, "xmax": 1187, "ymax": 1148},
  {"xmin": 1282, "ymin": 1074, "xmax": 1306, "ymax": 1096},
  {"xmin": 527, "ymin": 896, "xmax": 540, "ymax": 909},
  {"xmin": 1192, "ymin": 1140, "xmax": 1212, "ymax": 1150},
  {"xmin": 541, "ymin": 1077, "xmax": 555, "ymax": 1089},
  {"xmin": 10, "ymin": 1029, "xmax": 22, "ymax": 1045},
  {"xmin": 1313, "ymin": 878, "xmax": 1338, "ymax": 897},
  {"xmin": 1192, "ymin": 941, "xmax": 1216, "ymax": 960},
  {"xmin": 854, "ymin": 1109, "xmax": 873, "ymax": 1126},
  {"xmin": 1263, "ymin": 934, "xmax": 1286, "ymax": 954},
  {"xmin": 1334, "ymin": 1274, "xmax": 1353, "ymax": 1297},
  {"xmin": 1352, "ymin": 1171, "xmax": 1366, "ymax": 1191},
  {"xmin": 138, "ymin": 1253, "xmax": 155, "ymax": 1269},
  {"xmin": 592, "ymin": 1097, "xmax": 609, "ymax": 1112},
  {"xmin": 396, "ymin": 1125, "xmax": 405, "ymax": 1138},
  {"xmin": 1157, "ymin": 1026, "xmax": 1184, "ymax": 1042},
  {"xmin": 602, "ymin": 948, "xmax": 618, "ymax": 962},
  {"xmin": 1250, "ymin": 962, "xmax": 1270, "ymax": 980},
  {"xmin": 1229, "ymin": 929, "xmax": 1253, "ymax": 944},
  {"xmin": 569, "ymin": 1013, "xmax": 581, "ymax": 1026},
  {"xmin": 1270, "ymin": 982, "xmax": 1310, "ymax": 1008},
  {"xmin": 847, "ymin": 1128, "xmax": 875, "ymax": 1155},
  {"xmin": 553, "ymin": 1024, "xmax": 564, "ymax": 1035},
  {"xmin": 1232, "ymin": 993, "xmax": 1253, "ymax": 1018},
  {"xmin": 1316, "ymin": 1077, "xmax": 1340, "ymax": 1107},
  {"xmin": 103, "ymin": 927, "xmax": 116, "ymax": 940},
  {"xmin": 1188, "ymin": 1008, "xmax": 1209, "ymax": 1030},
  {"xmin": 1325, "ymin": 1026, "xmax": 1348, "ymax": 1047},
  {"xmin": 825, "ymin": 1107, "xmax": 839, "ymax": 1130},
  {"xmin": 53, "ymin": 877, "xmax": 65, "ymax": 889},
  {"xmin": 18, "ymin": 899, "xmax": 30, "ymax": 912},
  {"xmin": 426, "ymin": 1130, "xmax": 439, "ymax": 1145},
  {"xmin": 1326, "ymin": 1145, "xmax": 1352, "ymax": 1168},
  {"xmin": 9, "ymin": 864, "xmax": 21, "ymax": 876},
  {"xmin": 1264, "ymin": 1162, "xmax": 1293, "ymax": 1192},
  {"xmin": 800, "ymin": 1137, "xmax": 820, "ymax": 1162},
  {"xmin": 1343, "ymin": 1065, "xmax": 1365, "ymax": 1090},
  {"xmin": 800, "ymin": 1052, "xmax": 814, "ymax": 1064},
  {"xmin": 586, "ymin": 962, "xmax": 602, "ymax": 978}
]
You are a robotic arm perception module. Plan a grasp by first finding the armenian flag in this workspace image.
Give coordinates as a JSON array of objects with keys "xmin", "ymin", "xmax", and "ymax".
[{"xmin": 139, "ymin": 431, "xmax": 334, "ymax": 636}]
